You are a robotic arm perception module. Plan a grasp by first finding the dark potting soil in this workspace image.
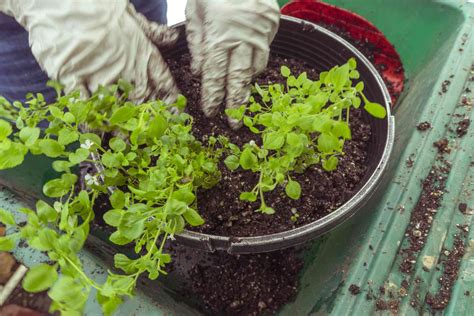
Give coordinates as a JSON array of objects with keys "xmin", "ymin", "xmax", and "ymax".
[
  {"xmin": 3, "ymin": 282, "xmax": 53, "ymax": 316},
  {"xmin": 168, "ymin": 54, "xmax": 371, "ymax": 237},
  {"xmin": 186, "ymin": 248, "xmax": 303, "ymax": 316}
]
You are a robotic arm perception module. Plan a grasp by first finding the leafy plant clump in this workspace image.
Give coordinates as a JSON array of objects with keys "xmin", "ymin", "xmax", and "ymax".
[
  {"xmin": 0, "ymin": 59, "xmax": 386, "ymax": 314},
  {"xmin": 225, "ymin": 58, "xmax": 386, "ymax": 213},
  {"xmin": 0, "ymin": 81, "xmax": 223, "ymax": 315}
]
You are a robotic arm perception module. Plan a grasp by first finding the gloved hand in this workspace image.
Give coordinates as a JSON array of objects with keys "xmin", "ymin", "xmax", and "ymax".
[
  {"xmin": 0, "ymin": 0, "xmax": 178, "ymax": 103},
  {"xmin": 185, "ymin": 0, "xmax": 280, "ymax": 128}
]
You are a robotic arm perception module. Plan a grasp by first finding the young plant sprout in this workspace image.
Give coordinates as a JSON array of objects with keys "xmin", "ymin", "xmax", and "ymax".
[
  {"xmin": 225, "ymin": 58, "xmax": 386, "ymax": 214},
  {"xmin": 0, "ymin": 59, "xmax": 386, "ymax": 314}
]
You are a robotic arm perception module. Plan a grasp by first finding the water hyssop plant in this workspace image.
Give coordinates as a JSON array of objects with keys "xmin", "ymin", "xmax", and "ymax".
[{"xmin": 0, "ymin": 59, "xmax": 385, "ymax": 315}]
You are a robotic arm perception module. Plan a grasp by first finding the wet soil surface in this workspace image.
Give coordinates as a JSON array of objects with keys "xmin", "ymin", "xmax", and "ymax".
[{"xmin": 168, "ymin": 54, "xmax": 371, "ymax": 237}]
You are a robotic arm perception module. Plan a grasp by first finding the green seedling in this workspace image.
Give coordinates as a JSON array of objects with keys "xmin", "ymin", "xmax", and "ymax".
[
  {"xmin": 226, "ymin": 58, "xmax": 386, "ymax": 214},
  {"xmin": 0, "ymin": 81, "xmax": 222, "ymax": 315}
]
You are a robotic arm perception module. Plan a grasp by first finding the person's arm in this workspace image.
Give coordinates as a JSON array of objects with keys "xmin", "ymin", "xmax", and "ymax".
[
  {"xmin": 185, "ymin": 0, "xmax": 280, "ymax": 128},
  {"xmin": 0, "ymin": 0, "xmax": 178, "ymax": 103}
]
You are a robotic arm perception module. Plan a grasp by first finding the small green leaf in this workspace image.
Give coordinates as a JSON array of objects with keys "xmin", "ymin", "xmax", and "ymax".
[
  {"xmin": 43, "ymin": 174, "xmax": 77, "ymax": 198},
  {"xmin": 36, "ymin": 200, "xmax": 57, "ymax": 223},
  {"xmin": 118, "ymin": 212, "xmax": 145, "ymax": 240},
  {"xmin": 239, "ymin": 191, "xmax": 257, "ymax": 202},
  {"xmin": 348, "ymin": 58, "xmax": 357, "ymax": 69},
  {"xmin": 53, "ymin": 160, "xmax": 72, "ymax": 172},
  {"xmin": 259, "ymin": 205, "xmax": 275, "ymax": 215},
  {"xmin": 224, "ymin": 155, "xmax": 240, "ymax": 171},
  {"xmin": 110, "ymin": 190, "xmax": 125, "ymax": 209},
  {"xmin": 285, "ymin": 179, "xmax": 301, "ymax": 200},
  {"xmin": 0, "ymin": 236, "xmax": 15, "ymax": 251},
  {"xmin": 183, "ymin": 208, "xmax": 204, "ymax": 226},
  {"xmin": 63, "ymin": 112, "xmax": 76, "ymax": 124},
  {"xmin": 225, "ymin": 105, "xmax": 246, "ymax": 121},
  {"xmin": 322, "ymin": 156, "xmax": 339, "ymax": 171},
  {"xmin": 263, "ymin": 131, "xmax": 285, "ymax": 150},
  {"xmin": 109, "ymin": 231, "xmax": 132, "ymax": 245},
  {"xmin": 104, "ymin": 209, "xmax": 122, "ymax": 227},
  {"xmin": 58, "ymin": 128, "xmax": 78, "ymax": 146},
  {"xmin": 148, "ymin": 115, "xmax": 168, "ymax": 140},
  {"xmin": 79, "ymin": 133, "xmax": 102, "ymax": 147},
  {"xmin": 113, "ymin": 254, "xmax": 136, "ymax": 274},
  {"xmin": 98, "ymin": 292, "xmax": 123, "ymax": 316},
  {"xmin": 0, "ymin": 142, "xmax": 27, "ymax": 169},
  {"xmin": 69, "ymin": 148, "xmax": 89, "ymax": 164},
  {"xmin": 172, "ymin": 188, "xmax": 195, "ymax": 205},
  {"xmin": 174, "ymin": 94, "xmax": 187, "ymax": 110},
  {"xmin": 118, "ymin": 80, "xmax": 134, "ymax": 95},
  {"xmin": 317, "ymin": 133, "xmax": 339, "ymax": 153},
  {"xmin": 0, "ymin": 119, "xmax": 12, "ymax": 141},
  {"xmin": 355, "ymin": 82, "xmax": 364, "ymax": 92},
  {"xmin": 38, "ymin": 139, "xmax": 64, "ymax": 158},
  {"xmin": 102, "ymin": 151, "xmax": 120, "ymax": 168},
  {"xmin": 0, "ymin": 208, "xmax": 15, "ymax": 225},
  {"xmin": 23, "ymin": 263, "xmax": 58, "ymax": 293},
  {"xmin": 332, "ymin": 121, "xmax": 351, "ymax": 140},
  {"xmin": 19, "ymin": 127, "xmax": 40, "ymax": 146},
  {"xmin": 48, "ymin": 276, "xmax": 88, "ymax": 312},
  {"xmin": 49, "ymin": 106, "xmax": 63, "ymax": 119},
  {"xmin": 0, "ymin": 139, "xmax": 28, "ymax": 170},
  {"xmin": 364, "ymin": 102, "xmax": 387, "ymax": 119},
  {"xmin": 281, "ymin": 66, "xmax": 291, "ymax": 77},
  {"xmin": 110, "ymin": 105, "xmax": 136, "ymax": 125},
  {"xmin": 239, "ymin": 148, "xmax": 258, "ymax": 170}
]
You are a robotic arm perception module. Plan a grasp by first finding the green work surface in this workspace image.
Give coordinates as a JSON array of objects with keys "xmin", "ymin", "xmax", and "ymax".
[{"xmin": 1, "ymin": 0, "xmax": 473, "ymax": 315}]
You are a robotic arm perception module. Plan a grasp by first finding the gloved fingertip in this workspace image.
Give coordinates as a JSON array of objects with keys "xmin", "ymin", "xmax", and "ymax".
[
  {"xmin": 168, "ymin": 106, "xmax": 180, "ymax": 115},
  {"xmin": 202, "ymin": 102, "xmax": 219, "ymax": 118},
  {"xmin": 159, "ymin": 27, "xmax": 180, "ymax": 47},
  {"xmin": 228, "ymin": 116, "xmax": 243, "ymax": 130}
]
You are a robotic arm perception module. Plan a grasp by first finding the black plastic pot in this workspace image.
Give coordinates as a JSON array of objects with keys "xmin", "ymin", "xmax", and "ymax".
[
  {"xmin": 157, "ymin": 16, "xmax": 395, "ymax": 254},
  {"xmin": 88, "ymin": 16, "xmax": 394, "ymax": 255}
]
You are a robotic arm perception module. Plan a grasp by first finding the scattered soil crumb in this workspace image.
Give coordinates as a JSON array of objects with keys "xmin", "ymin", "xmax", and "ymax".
[
  {"xmin": 441, "ymin": 80, "xmax": 451, "ymax": 94},
  {"xmin": 433, "ymin": 139, "xmax": 450, "ymax": 154},
  {"xmin": 458, "ymin": 203, "xmax": 468, "ymax": 214},
  {"xmin": 349, "ymin": 284, "xmax": 361, "ymax": 295},
  {"xmin": 375, "ymin": 298, "xmax": 399, "ymax": 313},
  {"xmin": 456, "ymin": 118, "xmax": 470, "ymax": 137},
  {"xmin": 425, "ymin": 235, "xmax": 466, "ymax": 311},
  {"xmin": 417, "ymin": 122, "xmax": 431, "ymax": 131},
  {"xmin": 399, "ymin": 158, "xmax": 451, "ymax": 274}
]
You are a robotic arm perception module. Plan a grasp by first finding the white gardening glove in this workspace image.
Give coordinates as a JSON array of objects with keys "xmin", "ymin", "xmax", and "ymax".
[
  {"xmin": 185, "ymin": 0, "xmax": 280, "ymax": 129},
  {"xmin": 0, "ymin": 0, "xmax": 178, "ymax": 103}
]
